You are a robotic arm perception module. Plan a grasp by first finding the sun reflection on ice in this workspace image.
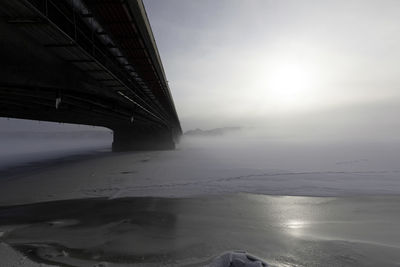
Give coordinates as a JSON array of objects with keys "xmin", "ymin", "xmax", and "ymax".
[
  {"xmin": 285, "ymin": 220, "xmax": 308, "ymax": 237},
  {"xmin": 286, "ymin": 220, "xmax": 306, "ymax": 229},
  {"xmin": 250, "ymin": 195, "xmax": 320, "ymax": 238}
]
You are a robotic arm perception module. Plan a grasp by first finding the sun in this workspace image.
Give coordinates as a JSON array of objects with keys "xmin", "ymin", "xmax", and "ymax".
[{"xmin": 266, "ymin": 61, "xmax": 317, "ymax": 110}]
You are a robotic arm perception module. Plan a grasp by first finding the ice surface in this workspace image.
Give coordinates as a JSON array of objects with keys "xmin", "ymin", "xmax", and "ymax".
[
  {"xmin": 1, "ymin": 195, "xmax": 400, "ymax": 266},
  {"xmin": 0, "ymin": 133, "xmax": 400, "ymax": 205}
]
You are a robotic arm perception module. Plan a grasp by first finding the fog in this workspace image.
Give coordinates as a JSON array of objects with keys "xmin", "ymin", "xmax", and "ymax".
[
  {"xmin": 144, "ymin": 0, "xmax": 400, "ymax": 140},
  {"xmin": 0, "ymin": 120, "xmax": 111, "ymax": 169}
]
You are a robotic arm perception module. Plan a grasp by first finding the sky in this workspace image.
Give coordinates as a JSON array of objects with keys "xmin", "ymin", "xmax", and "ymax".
[
  {"xmin": 143, "ymin": 0, "xmax": 400, "ymax": 137},
  {"xmin": 2, "ymin": 0, "xmax": 400, "ymax": 139}
]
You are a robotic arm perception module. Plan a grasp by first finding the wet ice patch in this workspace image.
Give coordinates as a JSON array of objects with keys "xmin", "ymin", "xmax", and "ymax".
[{"xmin": 47, "ymin": 219, "xmax": 80, "ymax": 227}]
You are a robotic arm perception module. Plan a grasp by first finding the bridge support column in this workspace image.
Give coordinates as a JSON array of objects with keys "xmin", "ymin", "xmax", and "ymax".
[{"xmin": 112, "ymin": 128, "xmax": 175, "ymax": 152}]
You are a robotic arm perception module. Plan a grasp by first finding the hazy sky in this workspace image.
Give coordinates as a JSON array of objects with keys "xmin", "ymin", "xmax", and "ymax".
[{"xmin": 144, "ymin": 0, "xmax": 400, "ymax": 134}]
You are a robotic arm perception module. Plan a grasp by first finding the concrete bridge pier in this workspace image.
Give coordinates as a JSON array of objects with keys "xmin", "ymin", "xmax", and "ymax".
[{"xmin": 112, "ymin": 127, "xmax": 175, "ymax": 152}]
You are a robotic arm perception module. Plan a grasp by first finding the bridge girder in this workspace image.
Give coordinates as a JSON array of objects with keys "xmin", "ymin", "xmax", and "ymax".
[{"xmin": 0, "ymin": 0, "xmax": 182, "ymax": 151}]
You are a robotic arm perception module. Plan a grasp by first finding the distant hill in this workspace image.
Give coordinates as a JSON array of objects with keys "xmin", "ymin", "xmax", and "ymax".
[{"xmin": 184, "ymin": 127, "xmax": 241, "ymax": 137}]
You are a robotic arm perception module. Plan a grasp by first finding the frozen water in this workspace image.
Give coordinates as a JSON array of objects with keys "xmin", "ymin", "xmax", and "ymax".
[{"xmin": 1, "ymin": 132, "xmax": 400, "ymax": 205}]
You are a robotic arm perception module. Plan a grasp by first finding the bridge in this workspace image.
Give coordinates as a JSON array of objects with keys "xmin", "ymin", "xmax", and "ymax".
[{"xmin": 0, "ymin": 0, "xmax": 182, "ymax": 151}]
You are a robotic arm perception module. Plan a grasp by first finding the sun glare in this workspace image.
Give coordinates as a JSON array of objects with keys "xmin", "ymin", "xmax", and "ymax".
[{"xmin": 266, "ymin": 61, "xmax": 318, "ymax": 110}]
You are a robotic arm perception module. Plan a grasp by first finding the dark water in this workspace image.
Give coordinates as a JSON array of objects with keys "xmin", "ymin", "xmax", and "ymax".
[{"xmin": 1, "ymin": 194, "xmax": 400, "ymax": 266}]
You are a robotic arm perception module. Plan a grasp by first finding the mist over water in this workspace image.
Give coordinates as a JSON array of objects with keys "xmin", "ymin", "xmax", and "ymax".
[
  {"xmin": 0, "ymin": 120, "xmax": 112, "ymax": 170},
  {"xmin": 2, "ymin": 116, "xmax": 400, "ymax": 198}
]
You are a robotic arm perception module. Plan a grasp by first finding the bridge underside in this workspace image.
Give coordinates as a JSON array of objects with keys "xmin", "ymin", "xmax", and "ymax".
[{"xmin": 0, "ymin": 0, "xmax": 181, "ymax": 151}]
